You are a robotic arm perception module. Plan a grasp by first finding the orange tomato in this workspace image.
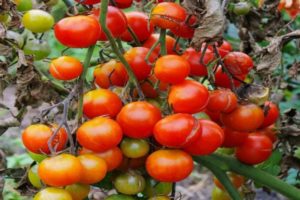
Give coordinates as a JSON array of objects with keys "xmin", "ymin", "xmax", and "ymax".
[{"xmin": 49, "ymin": 56, "xmax": 83, "ymax": 80}]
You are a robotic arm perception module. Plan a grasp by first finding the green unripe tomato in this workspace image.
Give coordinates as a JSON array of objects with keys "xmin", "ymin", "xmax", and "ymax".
[
  {"xmin": 6, "ymin": 31, "xmax": 24, "ymax": 48},
  {"xmin": 121, "ymin": 138, "xmax": 150, "ymax": 158},
  {"xmin": 28, "ymin": 165, "xmax": 43, "ymax": 189},
  {"xmin": 114, "ymin": 172, "xmax": 146, "ymax": 195},
  {"xmin": 65, "ymin": 184, "xmax": 90, "ymax": 200},
  {"xmin": 28, "ymin": 151, "xmax": 47, "ymax": 163},
  {"xmin": 22, "ymin": 9, "xmax": 54, "ymax": 33},
  {"xmin": 33, "ymin": 187, "xmax": 72, "ymax": 200},
  {"xmin": 143, "ymin": 179, "xmax": 172, "ymax": 197},
  {"xmin": 16, "ymin": 0, "xmax": 32, "ymax": 11},
  {"xmin": 211, "ymin": 187, "xmax": 231, "ymax": 200},
  {"xmin": 23, "ymin": 39, "xmax": 51, "ymax": 60},
  {"xmin": 105, "ymin": 194, "xmax": 136, "ymax": 200},
  {"xmin": 233, "ymin": 2, "xmax": 251, "ymax": 15}
]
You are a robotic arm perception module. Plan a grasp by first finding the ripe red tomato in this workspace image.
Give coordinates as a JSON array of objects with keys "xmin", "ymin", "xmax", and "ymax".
[
  {"xmin": 143, "ymin": 34, "xmax": 179, "ymax": 55},
  {"xmin": 184, "ymin": 120, "xmax": 224, "ymax": 155},
  {"xmin": 170, "ymin": 15, "xmax": 196, "ymax": 39},
  {"xmin": 235, "ymin": 133, "xmax": 273, "ymax": 165},
  {"xmin": 150, "ymin": 2, "xmax": 186, "ymax": 29},
  {"xmin": 206, "ymin": 89, "xmax": 238, "ymax": 113},
  {"xmin": 124, "ymin": 47, "xmax": 157, "ymax": 80},
  {"xmin": 223, "ymin": 52, "xmax": 253, "ymax": 75},
  {"xmin": 204, "ymin": 109, "xmax": 222, "ymax": 124},
  {"xmin": 76, "ymin": 117, "xmax": 123, "ymax": 152},
  {"xmin": 49, "ymin": 56, "xmax": 83, "ymax": 81},
  {"xmin": 121, "ymin": 11, "xmax": 154, "ymax": 42},
  {"xmin": 207, "ymin": 40, "xmax": 232, "ymax": 58},
  {"xmin": 214, "ymin": 172, "xmax": 245, "ymax": 190},
  {"xmin": 75, "ymin": 0, "xmax": 99, "ymax": 5},
  {"xmin": 153, "ymin": 113, "xmax": 202, "ymax": 148},
  {"xmin": 54, "ymin": 16, "xmax": 100, "ymax": 48},
  {"xmin": 114, "ymin": 0, "xmax": 133, "ymax": 8},
  {"xmin": 181, "ymin": 47, "xmax": 214, "ymax": 76},
  {"xmin": 83, "ymin": 89, "xmax": 122, "ymax": 119},
  {"xmin": 261, "ymin": 101, "xmax": 280, "ymax": 128},
  {"xmin": 222, "ymin": 127, "xmax": 248, "ymax": 148},
  {"xmin": 38, "ymin": 154, "xmax": 82, "ymax": 186},
  {"xmin": 221, "ymin": 104, "xmax": 264, "ymax": 132},
  {"xmin": 215, "ymin": 66, "xmax": 246, "ymax": 88},
  {"xmin": 154, "ymin": 55, "xmax": 190, "ymax": 84},
  {"xmin": 168, "ymin": 80, "xmax": 209, "ymax": 114},
  {"xmin": 259, "ymin": 125, "xmax": 278, "ymax": 143},
  {"xmin": 146, "ymin": 149, "xmax": 193, "ymax": 182},
  {"xmin": 22, "ymin": 124, "xmax": 67, "ymax": 154},
  {"xmin": 116, "ymin": 101, "xmax": 162, "ymax": 138}
]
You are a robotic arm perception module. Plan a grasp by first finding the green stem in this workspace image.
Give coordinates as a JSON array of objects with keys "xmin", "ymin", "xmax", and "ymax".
[
  {"xmin": 127, "ymin": 26, "xmax": 141, "ymax": 46},
  {"xmin": 159, "ymin": 28, "xmax": 167, "ymax": 56}
]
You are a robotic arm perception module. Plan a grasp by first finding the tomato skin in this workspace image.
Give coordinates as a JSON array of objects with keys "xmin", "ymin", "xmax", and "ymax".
[
  {"xmin": 75, "ymin": 0, "xmax": 99, "ymax": 5},
  {"xmin": 22, "ymin": 10, "xmax": 54, "ymax": 33},
  {"xmin": 117, "ymin": 101, "xmax": 162, "ymax": 139},
  {"xmin": 83, "ymin": 89, "xmax": 122, "ymax": 119},
  {"xmin": 154, "ymin": 55, "xmax": 190, "ymax": 84},
  {"xmin": 124, "ymin": 47, "xmax": 157, "ymax": 80},
  {"xmin": 146, "ymin": 149, "xmax": 193, "ymax": 182},
  {"xmin": 77, "ymin": 117, "xmax": 123, "ymax": 152},
  {"xmin": 114, "ymin": 172, "xmax": 146, "ymax": 195},
  {"xmin": 150, "ymin": 2, "xmax": 186, "ymax": 29},
  {"xmin": 138, "ymin": 74, "xmax": 168, "ymax": 98},
  {"xmin": 153, "ymin": 113, "xmax": 202, "ymax": 148},
  {"xmin": 221, "ymin": 104, "xmax": 264, "ymax": 132},
  {"xmin": 28, "ymin": 164, "xmax": 43, "ymax": 189},
  {"xmin": 170, "ymin": 15, "xmax": 196, "ymax": 39},
  {"xmin": 168, "ymin": 80, "xmax": 209, "ymax": 114},
  {"xmin": 259, "ymin": 125, "xmax": 278, "ymax": 143},
  {"xmin": 261, "ymin": 101, "xmax": 280, "ymax": 128},
  {"xmin": 38, "ymin": 154, "xmax": 83, "ymax": 187},
  {"xmin": 214, "ymin": 172, "xmax": 245, "ymax": 190},
  {"xmin": 54, "ymin": 16, "xmax": 100, "ymax": 48},
  {"xmin": 206, "ymin": 89, "xmax": 238, "ymax": 113},
  {"xmin": 204, "ymin": 109, "xmax": 222, "ymax": 124},
  {"xmin": 215, "ymin": 66, "xmax": 246, "ymax": 88},
  {"xmin": 143, "ymin": 180, "xmax": 172, "ymax": 197},
  {"xmin": 121, "ymin": 12, "xmax": 154, "ymax": 42},
  {"xmin": 181, "ymin": 47, "xmax": 214, "ymax": 76},
  {"xmin": 223, "ymin": 52, "xmax": 253, "ymax": 75},
  {"xmin": 114, "ymin": 0, "xmax": 133, "ymax": 8},
  {"xmin": 143, "ymin": 34, "xmax": 179, "ymax": 55},
  {"xmin": 207, "ymin": 40, "xmax": 232, "ymax": 58},
  {"xmin": 33, "ymin": 187, "xmax": 72, "ymax": 200},
  {"xmin": 222, "ymin": 127, "xmax": 248, "ymax": 148},
  {"xmin": 235, "ymin": 133, "xmax": 273, "ymax": 165},
  {"xmin": 121, "ymin": 138, "xmax": 150, "ymax": 158},
  {"xmin": 65, "ymin": 184, "xmax": 90, "ymax": 200},
  {"xmin": 184, "ymin": 119, "xmax": 224, "ymax": 155},
  {"xmin": 22, "ymin": 124, "xmax": 67, "ymax": 154},
  {"xmin": 49, "ymin": 56, "xmax": 83, "ymax": 81}
]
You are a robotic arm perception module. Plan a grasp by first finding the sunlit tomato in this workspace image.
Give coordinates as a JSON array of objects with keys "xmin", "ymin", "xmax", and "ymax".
[
  {"xmin": 22, "ymin": 10, "xmax": 54, "ymax": 33},
  {"xmin": 143, "ymin": 180, "xmax": 172, "ymax": 197},
  {"xmin": 168, "ymin": 80, "xmax": 209, "ymax": 114},
  {"xmin": 236, "ymin": 133, "xmax": 273, "ymax": 165},
  {"xmin": 33, "ymin": 187, "xmax": 72, "ymax": 200},
  {"xmin": 207, "ymin": 40, "xmax": 232, "ymax": 58},
  {"xmin": 221, "ymin": 104, "xmax": 264, "ymax": 132},
  {"xmin": 215, "ymin": 66, "xmax": 246, "ymax": 88},
  {"xmin": 38, "ymin": 154, "xmax": 82, "ymax": 187},
  {"xmin": 170, "ymin": 15, "xmax": 196, "ymax": 38},
  {"xmin": 105, "ymin": 194, "xmax": 135, "ymax": 200},
  {"xmin": 91, "ymin": 7, "xmax": 127, "ymax": 40},
  {"xmin": 49, "ymin": 56, "xmax": 83, "ymax": 81},
  {"xmin": 28, "ymin": 164, "xmax": 43, "ymax": 189},
  {"xmin": 146, "ymin": 149, "xmax": 193, "ymax": 182},
  {"xmin": 153, "ymin": 113, "xmax": 201, "ymax": 148},
  {"xmin": 259, "ymin": 125, "xmax": 278, "ymax": 143},
  {"xmin": 211, "ymin": 187, "xmax": 231, "ymax": 200},
  {"xmin": 124, "ymin": 47, "xmax": 157, "ymax": 80},
  {"xmin": 181, "ymin": 47, "xmax": 214, "ymax": 76},
  {"xmin": 204, "ymin": 109, "xmax": 222, "ymax": 124},
  {"xmin": 223, "ymin": 52, "xmax": 253, "ymax": 75},
  {"xmin": 75, "ymin": 0, "xmax": 99, "ymax": 5},
  {"xmin": 150, "ymin": 2, "xmax": 186, "ymax": 29},
  {"xmin": 261, "ymin": 101, "xmax": 280, "ymax": 128},
  {"xmin": 154, "ymin": 55, "xmax": 190, "ymax": 84},
  {"xmin": 65, "ymin": 184, "xmax": 90, "ymax": 200},
  {"xmin": 114, "ymin": 172, "xmax": 146, "ymax": 195},
  {"xmin": 54, "ymin": 16, "xmax": 100, "ymax": 48},
  {"xmin": 22, "ymin": 124, "xmax": 67, "ymax": 154},
  {"xmin": 83, "ymin": 89, "xmax": 122, "ymax": 119},
  {"xmin": 121, "ymin": 138, "xmax": 150, "ymax": 158},
  {"xmin": 206, "ymin": 89, "xmax": 238, "ymax": 113},
  {"xmin": 118, "ymin": 155, "xmax": 147, "ymax": 171},
  {"xmin": 214, "ymin": 172, "xmax": 245, "ymax": 190},
  {"xmin": 23, "ymin": 39, "xmax": 51, "ymax": 60},
  {"xmin": 184, "ymin": 119, "xmax": 224, "ymax": 155},
  {"xmin": 143, "ymin": 34, "xmax": 179, "ymax": 55},
  {"xmin": 121, "ymin": 12, "xmax": 154, "ymax": 42},
  {"xmin": 114, "ymin": 0, "xmax": 133, "ymax": 8},
  {"xmin": 138, "ymin": 75, "xmax": 168, "ymax": 98},
  {"xmin": 222, "ymin": 127, "xmax": 248, "ymax": 148},
  {"xmin": 117, "ymin": 101, "xmax": 162, "ymax": 139}
]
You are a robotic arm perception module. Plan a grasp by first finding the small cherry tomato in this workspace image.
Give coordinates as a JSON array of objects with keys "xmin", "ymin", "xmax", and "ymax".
[
  {"xmin": 143, "ymin": 34, "xmax": 179, "ymax": 55},
  {"xmin": 222, "ymin": 127, "xmax": 248, "ymax": 148},
  {"xmin": 170, "ymin": 15, "xmax": 197, "ymax": 39},
  {"xmin": 215, "ymin": 66, "xmax": 246, "ymax": 88},
  {"xmin": 114, "ymin": 172, "xmax": 146, "ymax": 195},
  {"xmin": 206, "ymin": 89, "xmax": 238, "ymax": 113},
  {"xmin": 143, "ymin": 179, "xmax": 172, "ymax": 197},
  {"xmin": 121, "ymin": 138, "xmax": 150, "ymax": 158},
  {"xmin": 214, "ymin": 172, "xmax": 245, "ymax": 190},
  {"xmin": 223, "ymin": 52, "xmax": 253, "ymax": 75},
  {"xmin": 22, "ymin": 9, "xmax": 54, "ymax": 33},
  {"xmin": 33, "ymin": 187, "xmax": 72, "ymax": 200},
  {"xmin": 23, "ymin": 39, "xmax": 51, "ymax": 60},
  {"xmin": 15, "ymin": 0, "xmax": 32, "ymax": 11},
  {"xmin": 65, "ymin": 184, "xmax": 90, "ymax": 200},
  {"xmin": 261, "ymin": 101, "xmax": 280, "ymax": 128},
  {"xmin": 259, "ymin": 125, "xmax": 278, "ymax": 143},
  {"xmin": 28, "ymin": 164, "xmax": 43, "ymax": 188}
]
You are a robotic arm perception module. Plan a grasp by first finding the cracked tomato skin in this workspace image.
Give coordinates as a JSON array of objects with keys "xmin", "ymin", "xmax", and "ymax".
[
  {"xmin": 223, "ymin": 52, "xmax": 254, "ymax": 75},
  {"xmin": 261, "ymin": 101, "xmax": 280, "ymax": 128},
  {"xmin": 206, "ymin": 89, "xmax": 238, "ymax": 113},
  {"xmin": 215, "ymin": 66, "xmax": 246, "ymax": 88},
  {"xmin": 143, "ymin": 33, "xmax": 179, "ymax": 55}
]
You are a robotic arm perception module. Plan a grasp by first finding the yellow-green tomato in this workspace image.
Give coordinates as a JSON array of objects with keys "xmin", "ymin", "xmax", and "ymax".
[
  {"xmin": 22, "ymin": 9, "xmax": 54, "ymax": 33},
  {"xmin": 105, "ymin": 194, "xmax": 136, "ymax": 200},
  {"xmin": 211, "ymin": 187, "xmax": 231, "ymax": 200},
  {"xmin": 143, "ymin": 179, "xmax": 172, "ymax": 197},
  {"xmin": 23, "ymin": 39, "xmax": 51, "ymax": 60},
  {"xmin": 148, "ymin": 196, "xmax": 171, "ymax": 200},
  {"xmin": 28, "ymin": 151, "xmax": 47, "ymax": 163},
  {"xmin": 114, "ymin": 172, "xmax": 146, "ymax": 195},
  {"xmin": 15, "ymin": 0, "xmax": 32, "ymax": 11},
  {"xmin": 121, "ymin": 138, "xmax": 150, "ymax": 158},
  {"xmin": 65, "ymin": 183, "xmax": 90, "ymax": 200},
  {"xmin": 33, "ymin": 187, "xmax": 72, "ymax": 200},
  {"xmin": 28, "ymin": 164, "xmax": 43, "ymax": 189}
]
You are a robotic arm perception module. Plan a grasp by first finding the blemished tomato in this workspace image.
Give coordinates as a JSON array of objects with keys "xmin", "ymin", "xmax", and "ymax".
[
  {"xmin": 38, "ymin": 154, "xmax": 82, "ymax": 187},
  {"xmin": 214, "ymin": 172, "xmax": 245, "ymax": 190},
  {"xmin": 79, "ymin": 147, "xmax": 123, "ymax": 171},
  {"xmin": 215, "ymin": 66, "xmax": 246, "ymax": 88},
  {"xmin": 28, "ymin": 164, "xmax": 43, "ymax": 189},
  {"xmin": 154, "ymin": 55, "xmax": 190, "ymax": 84},
  {"xmin": 211, "ymin": 187, "xmax": 231, "ymax": 200},
  {"xmin": 23, "ymin": 39, "xmax": 51, "ymax": 60},
  {"xmin": 105, "ymin": 194, "xmax": 136, "ymax": 200},
  {"xmin": 78, "ymin": 154, "xmax": 107, "ymax": 184},
  {"xmin": 121, "ymin": 138, "xmax": 150, "ymax": 158},
  {"xmin": 65, "ymin": 184, "xmax": 90, "ymax": 200},
  {"xmin": 54, "ymin": 16, "xmax": 101, "ymax": 48},
  {"xmin": 22, "ymin": 124, "xmax": 67, "ymax": 154},
  {"xmin": 124, "ymin": 47, "xmax": 157, "ymax": 80},
  {"xmin": 222, "ymin": 127, "xmax": 248, "ymax": 148},
  {"xmin": 221, "ymin": 104, "xmax": 264, "ymax": 132},
  {"xmin": 150, "ymin": 2, "xmax": 186, "ymax": 29},
  {"xmin": 94, "ymin": 60, "xmax": 128, "ymax": 88},
  {"xmin": 170, "ymin": 15, "xmax": 196, "ymax": 39},
  {"xmin": 207, "ymin": 40, "xmax": 232, "ymax": 58},
  {"xmin": 121, "ymin": 12, "xmax": 154, "ymax": 42},
  {"xmin": 181, "ymin": 47, "xmax": 214, "ymax": 76},
  {"xmin": 223, "ymin": 52, "xmax": 254, "ymax": 75},
  {"xmin": 116, "ymin": 101, "xmax": 162, "ymax": 139},
  {"xmin": 77, "ymin": 117, "xmax": 123, "ymax": 152},
  {"xmin": 168, "ymin": 80, "xmax": 209, "ymax": 114},
  {"xmin": 114, "ymin": 172, "xmax": 146, "ymax": 195},
  {"xmin": 143, "ymin": 180, "xmax": 172, "ymax": 197},
  {"xmin": 49, "ymin": 56, "xmax": 83, "ymax": 81},
  {"xmin": 206, "ymin": 89, "xmax": 238, "ymax": 113},
  {"xmin": 83, "ymin": 89, "xmax": 122, "ymax": 119},
  {"xmin": 146, "ymin": 149, "xmax": 193, "ymax": 182},
  {"xmin": 184, "ymin": 119, "xmax": 224, "ymax": 155},
  {"xmin": 261, "ymin": 101, "xmax": 280, "ymax": 128},
  {"xmin": 75, "ymin": 0, "xmax": 99, "ymax": 5},
  {"xmin": 143, "ymin": 34, "xmax": 179, "ymax": 55},
  {"xmin": 33, "ymin": 187, "xmax": 72, "ymax": 200},
  {"xmin": 153, "ymin": 113, "xmax": 202, "ymax": 148},
  {"xmin": 235, "ymin": 133, "xmax": 273, "ymax": 165},
  {"xmin": 22, "ymin": 9, "xmax": 54, "ymax": 33}
]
